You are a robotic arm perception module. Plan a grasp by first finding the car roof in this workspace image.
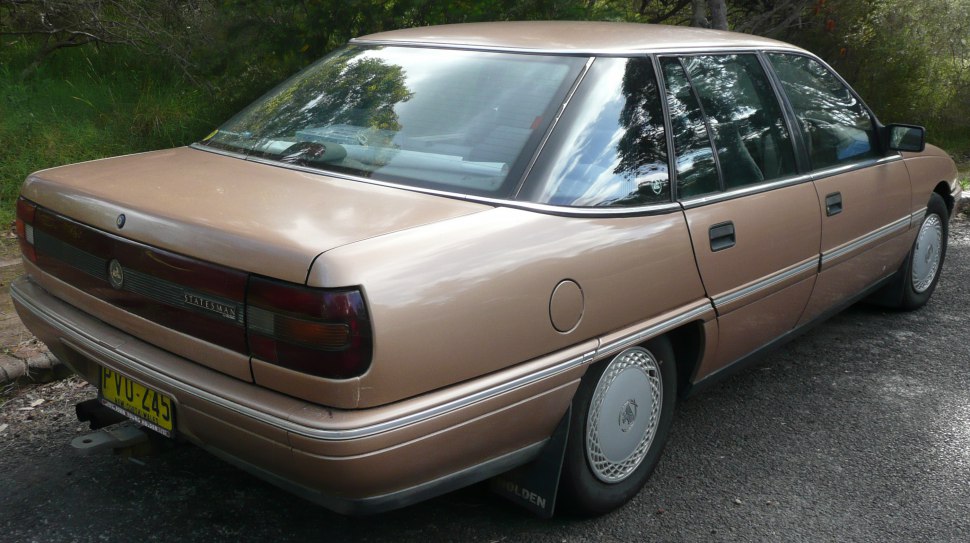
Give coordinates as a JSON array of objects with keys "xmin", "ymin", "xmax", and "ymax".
[{"xmin": 353, "ymin": 21, "xmax": 805, "ymax": 55}]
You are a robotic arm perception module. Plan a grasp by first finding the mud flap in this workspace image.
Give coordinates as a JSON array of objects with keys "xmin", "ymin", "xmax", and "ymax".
[{"xmin": 489, "ymin": 406, "xmax": 570, "ymax": 518}]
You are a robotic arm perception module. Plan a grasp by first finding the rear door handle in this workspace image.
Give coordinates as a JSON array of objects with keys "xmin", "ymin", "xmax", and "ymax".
[
  {"xmin": 825, "ymin": 192, "xmax": 843, "ymax": 216},
  {"xmin": 709, "ymin": 221, "xmax": 736, "ymax": 252}
]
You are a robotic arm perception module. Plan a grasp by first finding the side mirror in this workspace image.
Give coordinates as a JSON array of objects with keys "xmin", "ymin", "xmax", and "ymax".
[{"xmin": 886, "ymin": 124, "xmax": 926, "ymax": 152}]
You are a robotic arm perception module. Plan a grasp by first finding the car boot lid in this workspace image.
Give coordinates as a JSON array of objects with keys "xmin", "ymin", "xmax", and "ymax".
[{"xmin": 22, "ymin": 147, "xmax": 490, "ymax": 284}]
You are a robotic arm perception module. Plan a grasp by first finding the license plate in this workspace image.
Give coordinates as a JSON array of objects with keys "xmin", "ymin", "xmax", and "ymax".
[{"xmin": 100, "ymin": 367, "xmax": 175, "ymax": 436}]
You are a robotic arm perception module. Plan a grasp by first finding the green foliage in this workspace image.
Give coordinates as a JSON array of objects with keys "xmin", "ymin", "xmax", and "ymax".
[
  {"xmin": 207, "ymin": 0, "xmax": 595, "ymax": 98},
  {"xmin": 1, "ymin": 0, "xmax": 968, "ymax": 227},
  {"xmin": 240, "ymin": 49, "xmax": 412, "ymax": 136},
  {"xmin": 0, "ymin": 41, "xmax": 232, "ymax": 226},
  {"xmin": 790, "ymin": 0, "xmax": 970, "ymax": 151}
]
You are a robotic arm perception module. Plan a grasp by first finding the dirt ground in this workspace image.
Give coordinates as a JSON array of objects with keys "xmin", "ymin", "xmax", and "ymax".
[
  {"xmin": 0, "ymin": 229, "xmax": 99, "ymax": 446},
  {"xmin": 0, "ymin": 233, "xmax": 57, "ymax": 389}
]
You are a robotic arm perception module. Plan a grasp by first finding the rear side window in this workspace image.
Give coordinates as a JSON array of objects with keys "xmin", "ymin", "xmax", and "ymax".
[
  {"xmin": 660, "ymin": 58, "xmax": 720, "ymax": 198},
  {"xmin": 767, "ymin": 53, "xmax": 880, "ymax": 170},
  {"xmin": 522, "ymin": 57, "xmax": 670, "ymax": 207},
  {"xmin": 678, "ymin": 54, "xmax": 798, "ymax": 190}
]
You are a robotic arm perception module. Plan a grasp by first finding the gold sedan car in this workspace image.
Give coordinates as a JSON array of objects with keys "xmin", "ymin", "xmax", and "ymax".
[{"xmin": 12, "ymin": 22, "xmax": 961, "ymax": 516}]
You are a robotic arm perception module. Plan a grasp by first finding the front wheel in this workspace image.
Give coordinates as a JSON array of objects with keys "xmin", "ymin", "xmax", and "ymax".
[
  {"xmin": 558, "ymin": 338, "xmax": 676, "ymax": 516},
  {"xmin": 899, "ymin": 193, "xmax": 949, "ymax": 310}
]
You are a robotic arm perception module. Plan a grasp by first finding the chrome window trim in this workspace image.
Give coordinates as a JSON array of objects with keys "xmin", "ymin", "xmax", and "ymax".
[
  {"xmin": 190, "ymin": 144, "xmax": 682, "ymax": 218},
  {"xmin": 810, "ymin": 154, "xmax": 902, "ymax": 181},
  {"xmin": 712, "ymin": 258, "xmax": 818, "ymax": 308},
  {"xmin": 679, "ymin": 173, "xmax": 812, "ymax": 209},
  {"xmin": 485, "ymin": 200, "xmax": 683, "ymax": 217},
  {"xmin": 820, "ymin": 215, "xmax": 911, "ymax": 266},
  {"xmin": 677, "ymin": 155, "xmax": 903, "ymax": 210},
  {"xmin": 665, "ymin": 50, "xmax": 903, "ymax": 208},
  {"xmin": 349, "ymin": 39, "xmax": 802, "ymax": 57},
  {"xmin": 191, "ymin": 144, "xmax": 249, "ymax": 161},
  {"xmin": 13, "ymin": 279, "xmax": 716, "ymax": 442}
]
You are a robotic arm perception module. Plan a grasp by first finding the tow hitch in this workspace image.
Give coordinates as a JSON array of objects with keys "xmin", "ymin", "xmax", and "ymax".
[
  {"xmin": 70, "ymin": 399, "xmax": 164, "ymax": 457},
  {"xmin": 75, "ymin": 398, "xmax": 125, "ymax": 429},
  {"xmin": 70, "ymin": 424, "xmax": 149, "ymax": 453}
]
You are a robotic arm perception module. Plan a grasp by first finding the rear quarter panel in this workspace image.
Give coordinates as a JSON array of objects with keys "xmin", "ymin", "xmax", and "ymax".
[{"xmin": 308, "ymin": 206, "xmax": 706, "ymax": 407}]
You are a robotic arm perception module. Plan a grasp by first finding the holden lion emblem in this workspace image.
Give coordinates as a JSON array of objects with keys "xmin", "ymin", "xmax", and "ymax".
[
  {"xmin": 618, "ymin": 399, "xmax": 638, "ymax": 433},
  {"xmin": 108, "ymin": 259, "xmax": 125, "ymax": 290}
]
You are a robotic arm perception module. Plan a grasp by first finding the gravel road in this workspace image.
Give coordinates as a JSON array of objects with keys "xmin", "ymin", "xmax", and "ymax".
[{"xmin": 1, "ymin": 214, "xmax": 968, "ymax": 543}]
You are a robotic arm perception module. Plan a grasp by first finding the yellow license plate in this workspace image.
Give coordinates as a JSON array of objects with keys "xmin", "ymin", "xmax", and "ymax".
[{"xmin": 100, "ymin": 367, "xmax": 175, "ymax": 436}]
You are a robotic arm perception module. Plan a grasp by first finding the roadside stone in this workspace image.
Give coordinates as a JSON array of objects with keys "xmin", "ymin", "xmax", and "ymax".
[
  {"xmin": 0, "ymin": 355, "xmax": 26, "ymax": 384},
  {"xmin": 0, "ymin": 348, "xmax": 66, "ymax": 386},
  {"xmin": 0, "ymin": 246, "xmax": 67, "ymax": 386},
  {"xmin": 27, "ymin": 351, "xmax": 70, "ymax": 383}
]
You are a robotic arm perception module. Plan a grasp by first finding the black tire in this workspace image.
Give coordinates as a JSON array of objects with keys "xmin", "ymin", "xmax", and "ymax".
[
  {"xmin": 898, "ymin": 193, "xmax": 949, "ymax": 310},
  {"xmin": 558, "ymin": 337, "xmax": 676, "ymax": 516}
]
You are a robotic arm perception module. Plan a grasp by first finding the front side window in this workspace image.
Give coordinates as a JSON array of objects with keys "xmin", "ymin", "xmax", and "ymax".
[
  {"xmin": 201, "ymin": 46, "xmax": 585, "ymax": 197},
  {"xmin": 767, "ymin": 53, "xmax": 880, "ymax": 170},
  {"xmin": 678, "ymin": 54, "xmax": 798, "ymax": 190},
  {"xmin": 522, "ymin": 57, "xmax": 670, "ymax": 207}
]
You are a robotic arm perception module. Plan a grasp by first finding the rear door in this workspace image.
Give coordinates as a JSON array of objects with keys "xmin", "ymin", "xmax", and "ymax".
[
  {"xmin": 661, "ymin": 54, "xmax": 821, "ymax": 378},
  {"xmin": 764, "ymin": 53, "xmax": 913, "ymax": 325}
]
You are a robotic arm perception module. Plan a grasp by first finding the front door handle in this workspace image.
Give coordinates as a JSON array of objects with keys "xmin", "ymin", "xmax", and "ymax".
[
  {"xmin": 709, "ymin": 221, "xmax": 736, "ymax": 252},
  {"xmin": 825, "ymin": 192, "xmax": 843, "ymax": 216}
]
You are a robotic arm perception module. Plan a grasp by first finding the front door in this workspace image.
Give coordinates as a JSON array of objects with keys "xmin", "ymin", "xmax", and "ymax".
[{"xmin": 764, "ymin": 53, "xmax": 913, "ymax": 325}]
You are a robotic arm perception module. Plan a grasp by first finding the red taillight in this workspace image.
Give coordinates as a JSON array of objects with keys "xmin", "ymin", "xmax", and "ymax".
[
  {"xmin": 15, "ymin": 198, "xmax": 37, "ymax": 263},
  {"xmin": 246, "ymin": 276, "xmax": 372, "ymax": 379}
]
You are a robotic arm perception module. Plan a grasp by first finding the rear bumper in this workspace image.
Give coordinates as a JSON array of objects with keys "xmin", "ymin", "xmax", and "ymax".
[{"xmin": 11, "ymin": 274, "xmax": 584, "ymax": 514}]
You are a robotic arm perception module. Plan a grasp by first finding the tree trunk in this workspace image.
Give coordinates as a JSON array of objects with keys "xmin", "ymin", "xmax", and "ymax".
[
  {"xmin": 708, "ymin": 0, "xmax": 728, "ymax": 30},
  {"xmin": 691, "ymin": 0, "xmax": 707, "ymax": 27}
]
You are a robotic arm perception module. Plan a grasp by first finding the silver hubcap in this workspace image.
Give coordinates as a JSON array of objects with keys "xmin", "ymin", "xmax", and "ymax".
[
  {"xmin": 586, "ymin": 347, "xmax": 662, "ymax": 483},
  {"xmin": 911, "ymin": 213, "xmax": 943, "ymax": 293}
]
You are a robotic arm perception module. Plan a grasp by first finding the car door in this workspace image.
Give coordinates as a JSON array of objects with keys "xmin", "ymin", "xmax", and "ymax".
[
  {"xmin": 660, "ymin": 54, "xmax": 822, "ymax": 378},
  {"xmin": 764, "ymin": 53, "xmax": 913, "ymax": 325}
]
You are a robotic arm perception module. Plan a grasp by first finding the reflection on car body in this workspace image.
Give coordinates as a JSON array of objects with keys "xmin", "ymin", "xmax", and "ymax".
[{"xmin": 11, "ymin": 21, "xmax": 961, "ymax": 516}]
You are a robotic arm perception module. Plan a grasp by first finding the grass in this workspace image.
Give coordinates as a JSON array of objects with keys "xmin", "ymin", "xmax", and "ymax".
[{"xmin": 0, "ymin": 41, "xmax": 232, "ymax": 227}]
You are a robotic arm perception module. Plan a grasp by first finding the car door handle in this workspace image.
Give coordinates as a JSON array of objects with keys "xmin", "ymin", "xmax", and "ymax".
[
  {"xmin": 709, "ymin": 221, "xmax": 736, "ymax": 252},
  {"xmin": 825, "ymin": 192, "xmax": 843, "ymax": 216}
]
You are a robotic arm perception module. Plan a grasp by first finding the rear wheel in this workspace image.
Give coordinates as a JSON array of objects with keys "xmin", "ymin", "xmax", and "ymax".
[{"xmin": 558, "ymin": 338, "xmax": 676, "ymax": 516}]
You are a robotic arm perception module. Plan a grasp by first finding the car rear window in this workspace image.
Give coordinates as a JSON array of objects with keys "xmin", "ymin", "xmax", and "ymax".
[{"xmin": 201, "ymin": 46, "xmax": 586, "ymax": 198}]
